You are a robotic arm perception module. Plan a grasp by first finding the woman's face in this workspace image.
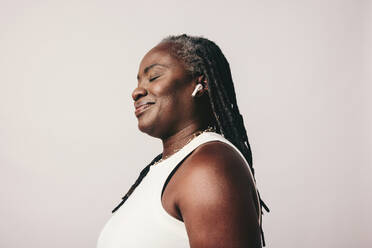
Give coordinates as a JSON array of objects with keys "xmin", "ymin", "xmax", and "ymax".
[{"xmin": 132, "ymin": 43, "xmax": 196, "ymax": 138}]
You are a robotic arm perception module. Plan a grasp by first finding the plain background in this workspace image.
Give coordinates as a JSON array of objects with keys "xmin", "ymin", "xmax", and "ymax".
[{"xmin": 1, "ymin": 0, "xmax": 371, "ymax": 247}]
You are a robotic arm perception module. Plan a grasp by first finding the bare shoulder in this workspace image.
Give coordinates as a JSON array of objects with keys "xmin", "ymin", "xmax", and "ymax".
[
  {"xmin": 176, "ymin": 141, "xmax": 261, "ymax": 248},
  {"xmin": 181, "ymin": 140, "xmax": 255, "ymax": 192}
]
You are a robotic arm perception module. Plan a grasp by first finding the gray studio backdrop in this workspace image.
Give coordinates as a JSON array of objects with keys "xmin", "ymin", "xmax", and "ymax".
[{"xmin": 1, "ymin": 0, "xmax": 371, "ymax": 247}]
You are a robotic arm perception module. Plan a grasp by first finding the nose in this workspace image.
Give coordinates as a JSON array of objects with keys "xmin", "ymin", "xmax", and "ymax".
[{"xmin": 132, "ymin": 85, "xmax": 148, "ymax": 101}]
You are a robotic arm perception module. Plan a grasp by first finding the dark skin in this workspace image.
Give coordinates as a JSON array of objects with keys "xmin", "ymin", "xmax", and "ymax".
[{"xmin": 132, "ymin": 42, "xmax": 261, "ymax": 248}]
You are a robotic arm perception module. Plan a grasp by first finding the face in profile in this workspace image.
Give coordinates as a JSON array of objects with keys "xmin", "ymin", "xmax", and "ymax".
[{"xmin": 132, "ymin": 43, "xmax": 196, "ymax": 138}]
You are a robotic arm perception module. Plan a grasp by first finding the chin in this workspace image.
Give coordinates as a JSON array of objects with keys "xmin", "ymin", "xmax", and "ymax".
[
  {"xmin": 136, "ymin": 108, "xmax": 166, "ymax": 138},
  {"xmin": 137, "ymin": 118, "xmax": 158, "ymax": 137},
  {"xmin": 138, "ymin": 122, "xmax": 152, "ymax": 134}
]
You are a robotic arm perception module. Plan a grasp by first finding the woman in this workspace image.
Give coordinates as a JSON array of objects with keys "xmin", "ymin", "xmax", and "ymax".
[{"xmin": 97, "ymin": 34, "xmax": 269, "ymax": 248}]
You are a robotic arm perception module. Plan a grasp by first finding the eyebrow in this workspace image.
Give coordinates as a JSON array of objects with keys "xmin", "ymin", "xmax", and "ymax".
[{"xmin": 137, "ymin": 63, "xmax": 168, "ymax": 80}]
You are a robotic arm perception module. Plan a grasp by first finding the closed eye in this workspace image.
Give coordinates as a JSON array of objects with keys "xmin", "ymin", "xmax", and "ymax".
[{"xmin": 149, "ymin": 75, "xmax": 161, "ymax": 82}]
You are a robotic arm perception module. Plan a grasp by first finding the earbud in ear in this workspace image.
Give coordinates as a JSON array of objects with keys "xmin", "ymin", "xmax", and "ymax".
[{"xmin": 191, "ymin": 84, "xmax": 203, "ymax": 97}]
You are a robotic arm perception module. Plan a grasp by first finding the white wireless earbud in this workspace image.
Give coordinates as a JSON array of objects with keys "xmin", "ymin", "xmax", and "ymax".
[{"xmin": 191, "ymin": 84, "xmax": 203, "ymax": 97}]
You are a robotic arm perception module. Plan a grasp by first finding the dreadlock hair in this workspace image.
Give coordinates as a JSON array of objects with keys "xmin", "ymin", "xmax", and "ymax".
[
  {"xmin": 112, "ymin": 34, "xmax": 270, "ymax": 246},
  {"xmin": 160, "ymin": 34, "xmax": 269, "ymax": 246}
]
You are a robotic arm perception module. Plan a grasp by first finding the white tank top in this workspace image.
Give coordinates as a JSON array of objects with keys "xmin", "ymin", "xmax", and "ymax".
[{"xmin": 96, "ymin": 131, "xmax": 261, "ymax": 248}]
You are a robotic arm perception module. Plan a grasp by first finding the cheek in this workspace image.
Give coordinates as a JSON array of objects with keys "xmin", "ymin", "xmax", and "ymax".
[
  {"xmin": 150, "ymin": 77, "xmax": 193, "ymax": 113},
  {"xmin": 153, "ymin": 96, "xmax": 183, "ymax": 123},
  {"xmin": 151, "ymin": 81, "xmax": 174, "ymax": 96},
  {"xmin": 151, "ymin": 83, "xmax": 181, "ymax": 107}
]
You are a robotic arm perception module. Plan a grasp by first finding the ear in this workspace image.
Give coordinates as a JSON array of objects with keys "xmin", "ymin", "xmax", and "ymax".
[
  {"xmin": 196, "ymin": 75, "xmax": 208, "ymax": 92},
  {"xmin": 191, "ymin": 75, "xmax": 208, "ymax": 98}
]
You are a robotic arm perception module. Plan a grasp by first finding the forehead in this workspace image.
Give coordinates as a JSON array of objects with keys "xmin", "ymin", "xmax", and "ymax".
[{"xmin": 138, "ymin": 43, "xmax": 181, "ymax": 72}]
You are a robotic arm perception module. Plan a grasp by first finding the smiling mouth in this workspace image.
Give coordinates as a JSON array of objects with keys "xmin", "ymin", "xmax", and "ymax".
[{"xmin": 135, "ymin": 103, "xmax": 154, "ymax": 117}]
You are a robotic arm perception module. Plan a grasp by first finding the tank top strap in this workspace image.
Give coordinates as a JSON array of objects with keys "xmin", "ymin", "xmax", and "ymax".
[
  {"xmin": 143, "ymin": 131, "xmax": 233, "ymax": 234},
  {"xmin": 151, "ymin": 132, "xmax": 240, "ymax": 198}
]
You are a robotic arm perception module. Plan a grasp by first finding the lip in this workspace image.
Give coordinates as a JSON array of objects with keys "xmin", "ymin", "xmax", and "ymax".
[{"xmin": 134, "ymin": 101, "xmax": 155, "ymax": 117}]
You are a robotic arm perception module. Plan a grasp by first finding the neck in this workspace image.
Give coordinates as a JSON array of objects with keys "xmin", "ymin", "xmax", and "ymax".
[{"xmin": 161, "ymin": 123, "xmax": 211, "ymax": 159}]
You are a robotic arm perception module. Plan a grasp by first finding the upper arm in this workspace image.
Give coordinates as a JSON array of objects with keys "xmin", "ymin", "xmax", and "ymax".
[{"xmin": 176, "ymin": 141, "xmax": 261, "ymax": 248}]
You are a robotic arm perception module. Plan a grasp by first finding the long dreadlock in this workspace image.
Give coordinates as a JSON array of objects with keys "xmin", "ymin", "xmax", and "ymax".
[{"xmin": 112, "ymin": 34, "xmax": 270, "ymax": 246}]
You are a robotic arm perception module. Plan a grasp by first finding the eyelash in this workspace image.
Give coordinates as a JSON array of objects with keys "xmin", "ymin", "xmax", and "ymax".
[{"xmin": 149, "ymin": 76, "xmax": 160, "ymax": 82}]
